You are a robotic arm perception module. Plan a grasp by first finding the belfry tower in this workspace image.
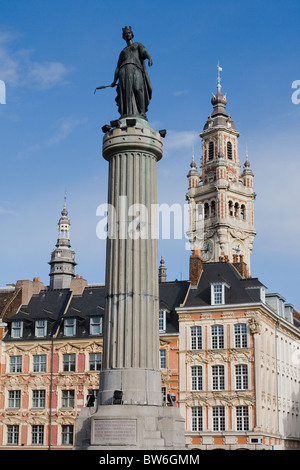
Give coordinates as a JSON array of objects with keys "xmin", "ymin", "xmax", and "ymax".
[
  {"xmin": 49, "ymin": 198, "xmax": 76, "ymax": 289},
  {"xmin": 187, "ymin": 67, "xmax": 256, "ymax": 277}
]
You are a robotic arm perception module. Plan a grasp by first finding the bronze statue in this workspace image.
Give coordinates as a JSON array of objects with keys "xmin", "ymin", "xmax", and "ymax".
[{"xmin": 95, "ymin": 26, "xmax": 153, "ymax": 119}]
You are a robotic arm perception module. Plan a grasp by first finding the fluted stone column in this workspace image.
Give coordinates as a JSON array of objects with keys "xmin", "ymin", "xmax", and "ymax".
[{"xmin": 99, "ymin": 117, "xmax": 163, "ymax": 406}]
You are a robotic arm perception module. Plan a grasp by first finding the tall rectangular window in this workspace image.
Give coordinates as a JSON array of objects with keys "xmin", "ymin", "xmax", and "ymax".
[
  {"xmin": 7, "ymin": 425, "xmax": 19, "ymax": 445},
  {"xmin": 159, "ymin": 349, "xmax": 166, "ymax": 369},
  {"xmin": 63, "ymin": 353, "xmax": 76, "ymax": 372},
  {"xmin": 212, "ymin": 284, "xmax": 224, "ymax": 305},
  {"xmin": 192, "ymin": 407, "xmax": 203, "ymax": 432},
  {"xmin": 62, "ymin": 424, "xmax": 74, "ymax": 445},
  {"xmin": 64, "ymin": 318, "xmax": 76, "ymax": 336},
  {"xmin": 32, "ymin": 390, "xmax": 46, "ymax": 408},
  {"xmin": 212, "ymin": 406, "xmax": 225, "ymax": 431},
  {"xmin": 11, "ymin": 320, "xmax": 23, "ymax": 338},
  {"xmin": 211, "ymin": 325, "xmax": 224, "ymax": 349},
  {"xmin": 8, "ymin": 390, "xmax": 21, "ymax": 409},
  {"xmin": 31, "ymin": 425, "xmax": 44, "ymax": 445},
  {"xmin": 191, "ymin": 326, "xmax": 202, "ymax": 350},
  {"xmin": 235, "ymin": 365, "xmax": 248, "ymax": 390},
  {"xmin": 236, "ymin": 406, "xmax": 249, "ymax": 431},
  {"xmin": 33, "ymin": 355, "xmax": 47, "ymax": 373},
  {"xmin": 90, "ymin": 316, "xmax": 102, "ymax": 335},
  {"xmin": 62, "ymin": 390, "xmax": 75, "ymax": 408},
  {"xmin": 35, "ymin": 319, "xmax": 47, "ymax": 338},
  {"xmin": 89, "ymin": 353, "xmax": 102, "ymax": 371},
  {"xmin": 212, "ymin": 365, "xmax": 225, "ymax": 390},
  {"xmin": 159, "ymin": 310, "xmax": 166, "ymax": 332},
  {"xmin": 234, "ymin": 324, "xmax": 247, "ymax": 348},
  {"xmin": 191, "ymin": 366, "xmax": 202, "ymax": 391},
  {"xmin": 9, "ymin": 356, "xmax": 22, "ymax": 373}
]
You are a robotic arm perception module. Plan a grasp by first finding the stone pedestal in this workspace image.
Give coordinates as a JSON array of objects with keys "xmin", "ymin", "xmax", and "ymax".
[
  {"xmin": 74, "ymin": 117, "xmax": 186, "ymax": 450},
  {"xmin": 75, "ymin": 405, "xmax": 185, "ymax": 450}
]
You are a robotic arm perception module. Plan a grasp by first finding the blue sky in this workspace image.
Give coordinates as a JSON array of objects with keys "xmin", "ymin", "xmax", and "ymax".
[{"xmin": 0, "ymin": 0, "xmax": 299, "ymax": 311}]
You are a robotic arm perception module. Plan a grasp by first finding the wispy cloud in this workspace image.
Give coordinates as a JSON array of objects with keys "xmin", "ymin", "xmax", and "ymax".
[
  {"xmin": 164, "ymin": 130, "xmax": 198, "ymax": 150},
  {"xmin": 17, "ymin": 116, "xmax": 85, "ymax": 159},
  {"xmin": 173, "ymin": 90, "xmax": 188, "ymax": 97},
  {"xmin": 0, "ymin": 31, "xmax": 72, "ymax": 89}
]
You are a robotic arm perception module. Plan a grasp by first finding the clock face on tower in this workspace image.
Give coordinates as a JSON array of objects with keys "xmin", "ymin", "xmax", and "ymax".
[
  {"xmin": 199, "ymin": 239, "xmax": 214, "ymax": 261},
  {"xmin": 232, "ymin": 239, "xmax": 245, "ymax": 256}
]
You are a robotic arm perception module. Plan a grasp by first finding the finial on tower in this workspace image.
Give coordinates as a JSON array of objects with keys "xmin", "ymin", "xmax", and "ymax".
[{"xmin": 217, "ymin": 62, "xmax": 223, "ymax": 90}]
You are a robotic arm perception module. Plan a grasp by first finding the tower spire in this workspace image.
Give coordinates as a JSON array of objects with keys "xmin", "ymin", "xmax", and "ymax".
[{"xmin": 48, "ymin": 197, "xmax": 77, "ymax": 289}]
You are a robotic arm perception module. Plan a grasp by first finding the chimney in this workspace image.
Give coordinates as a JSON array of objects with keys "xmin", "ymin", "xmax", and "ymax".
[
  {"xmin": 189, "ymin": 250, "xmax": 203, "ymax": 287},
  {"xmin": 233, "ymin": 256, "xmax": 250, "ymax": 279}
]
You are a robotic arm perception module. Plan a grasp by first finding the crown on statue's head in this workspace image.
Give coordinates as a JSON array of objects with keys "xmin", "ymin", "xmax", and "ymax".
[{"xmin": 122, "ymin": 26, "xmax": 134, "ymax": 38}]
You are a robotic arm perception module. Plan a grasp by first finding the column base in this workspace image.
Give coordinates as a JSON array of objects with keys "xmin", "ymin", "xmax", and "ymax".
[
  {"xmin": 74, "ymin": 404, "xmax": 186, "ymax": 450},
  {"xmin": 98, "ymin": 368, "xmax": 163, "ymax": 406}
]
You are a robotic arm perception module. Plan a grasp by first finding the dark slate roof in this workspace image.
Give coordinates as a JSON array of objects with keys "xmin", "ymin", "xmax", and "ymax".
[
  {"xmin": 3, "ymin": 286, "xmax": 105, "ymax": 342},
  {"xmin": 159, "ymin": 280, "xmax": 189, "ymax": 334},
  {"xmin": 183, "ymin": 262, "xmax": 265, "ymax": 308}
]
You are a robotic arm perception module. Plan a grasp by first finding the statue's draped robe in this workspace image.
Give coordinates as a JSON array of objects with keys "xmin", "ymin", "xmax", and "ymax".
[{"xmin": 115, "ymin": 42, "xmax": 152, "ymax": 118}]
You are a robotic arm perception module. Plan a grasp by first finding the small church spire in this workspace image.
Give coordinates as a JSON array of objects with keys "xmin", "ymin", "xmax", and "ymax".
[{"xmin": 48, "ymin": 197, "xmax": 77, "ymax": 289}]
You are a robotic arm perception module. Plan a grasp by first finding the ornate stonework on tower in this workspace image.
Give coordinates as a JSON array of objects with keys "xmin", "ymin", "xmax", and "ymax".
[
  {"xmin": 49, "ymin": 198, "xmax": 76, "ymax": 289},
  {"xmin": 187, "ymin": 68, "xmax": 256, "ymax": 277}
]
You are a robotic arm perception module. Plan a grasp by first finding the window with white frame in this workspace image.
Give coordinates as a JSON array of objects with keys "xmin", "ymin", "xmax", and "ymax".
[
  {"xmin": 234, "ymin": 324, "xmax": 247, "ymax": 348},
  {"xmin": 32, "ymin": 390, "xmax": 46, "ymax": 408},
  {"xmin": 61, "ymin": 424, "xmax": 74, "ymax": 445},
  {"xmin": 9, "ymin": 355, "xmax": 22, "ymax": 373},
  {"xmin": 89, "ymin": 352, "xmax": 102, "ymax": 371},
  {"xmin": 90, "ymin": 316, "xmax": 102, "ymax": 335},
  {"xmin": 63, "ymin": 353, "xmax": 76, "ymax": 372},
  {"xmin": 236, "ymin": 405, "xmax": 249, "ymax": 431},
  {"xmin": 31, "ymin": 425, "xmax": 44, "ymax": 445},
  {"xmin": 191, "ymin": 326, "xmax": 202, "ymax": 350},
  {"xmin": 159, "ymin": 310, "xmax": 167, "ymax": 332},
  {"xmin": 8, "ymin": 390, "xmax": 21, "ymax": 409},
  {"xmin": 159, "ymin": 349, "xmax": 166, "ymax": 369},
  {"xmin": 35, "ymin": 319, "xmax": 47, "ymax": 338},
  {"xmin": 62, "ymin": 389, "xmax": 75, "ymax": 408},
  {"xmin": 192, "ymin": 406, "xmax": 203, "ymax": 432},
  {"xmin": 235, "ymin": 364, "xmax": 248, "ymax": 390},
  {"xmin": 213, "ymin": 406, "xmax": 225, "ymax": 431},
  {"xmin": 211, "ymin": 325, "xmax": 224, "ymax": 349},
  {"xmin": 211, "ymin": 283, "xmax": 225, "ymax": 305},
  {"xmin": 11, "ymin": 320, "xmax": 23, "ymax": 338},
  {"xmin": 33, "ymin": 354, "xmax": 47, "ymax": 373},
  {"xmin": 191, "ymin": 365, "xmax": 202, "ymax": 391},
  {"xmin": 7, "ymin": 425, "xmax": 19, "ymax": 445},
  {"xmin": 64, "ymin": 317, "xmax": 76, "ymax": 336},
  {"xmin": 212, "ymin": 365, "xmax": 225, "ymax": 390}
]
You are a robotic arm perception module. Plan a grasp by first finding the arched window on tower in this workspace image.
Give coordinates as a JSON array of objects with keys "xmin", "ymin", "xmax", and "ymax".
[
  {"xmin": 228, "ymin": 201, "xmax": 233, "ymax": 217},
  {"xmin": 234, "ymin": 202, "xmax": 239, "ymax": 218},
  {"xmin": 211, "ymin": 200, "xmax": 216, "ymax": 217},
  {"xmin": 227, "ymin": 141, "xmax": 233, "ymax": 159},
  {"xmin": 240, "ymin": 204, "xmax": 245, "ymax": 220},
  {"xmin": 204, "ymin": 203, "xmax": 209, "ymax": 219},
  {"xmin": 208, "ymin": 141, "xmax": 214, "ymax": 160}
]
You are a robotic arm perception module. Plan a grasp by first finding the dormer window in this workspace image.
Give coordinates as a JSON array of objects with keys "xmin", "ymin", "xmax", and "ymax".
[
  {"xmin": 64, "ymin": 318, "xmax": 76, "ymax": 336},
  {"xmin": 90, "ymin": 316, "xmax": 102, "ymax": 336},
  {"xmin": 35, "ymin": 319, "xmax": 47, "ymax": 338},
  {"xmin": 159, "ymin": 309, "xmax": 167, "ymax": 333},
  {"xmin": 11, "ymin": 320, "xmax": 23, "ymax": 339},
  {"xmin": 211, "ymin": 282, "xmax": 229, "ymax": 305}
]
